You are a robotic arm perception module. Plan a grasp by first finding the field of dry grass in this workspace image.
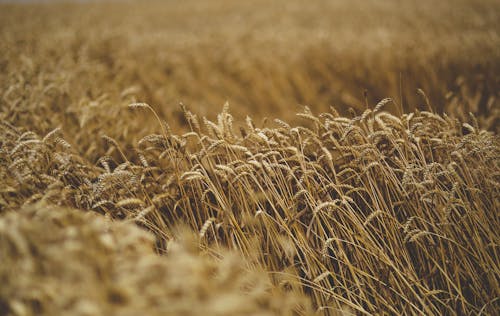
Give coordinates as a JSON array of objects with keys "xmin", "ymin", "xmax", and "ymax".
[{"xmin": 1, "ymin": 0, "xmax": 499, "ymax": 315}]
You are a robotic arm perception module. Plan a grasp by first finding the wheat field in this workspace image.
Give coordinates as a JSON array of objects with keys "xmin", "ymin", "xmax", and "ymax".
[{"xmin": 0, "ymin": 1, "xmax": 499, "ymax": 315}]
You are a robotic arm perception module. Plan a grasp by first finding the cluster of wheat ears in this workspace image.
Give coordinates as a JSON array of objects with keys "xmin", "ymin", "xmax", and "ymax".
[
  {"xmin": 1, "ymin": 99, "xmax": 499, "ymax": 314},
  {"xmin": 1, "ymin": 0, "xmax": 499, "ymax": 315}
]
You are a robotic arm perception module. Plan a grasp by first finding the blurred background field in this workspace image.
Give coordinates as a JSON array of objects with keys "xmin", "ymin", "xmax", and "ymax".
[{"xmin": 1, "ymin": 0, "xmax": 499, "ymax": 158}]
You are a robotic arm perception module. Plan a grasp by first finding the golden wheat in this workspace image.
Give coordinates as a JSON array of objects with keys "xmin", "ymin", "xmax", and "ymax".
[{"xmin": 1, "ymin": 1, "xmax": 499, "ymax": 315}]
